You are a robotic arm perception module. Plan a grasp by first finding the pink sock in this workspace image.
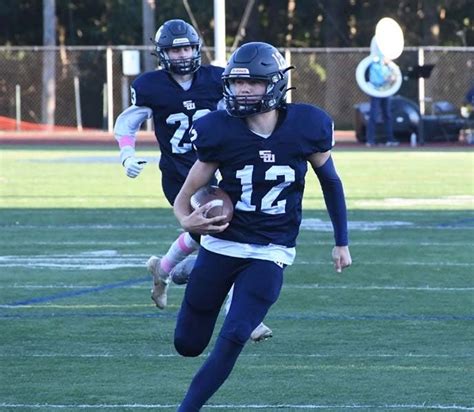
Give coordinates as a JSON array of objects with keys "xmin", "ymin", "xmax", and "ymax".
[{"xmin": 159, "ymin": 233, "xmax": 199, "ymax": 274}]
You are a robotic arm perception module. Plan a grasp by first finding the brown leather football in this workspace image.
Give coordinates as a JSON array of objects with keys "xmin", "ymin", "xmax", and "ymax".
[{"xmin": 190, "ymin": 185, "xmax": 234, "ymax": 224}]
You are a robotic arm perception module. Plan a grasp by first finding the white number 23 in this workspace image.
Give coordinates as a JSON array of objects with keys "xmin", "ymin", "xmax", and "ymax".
[{"xmin": 166, "ymin": 109, "xmax": 210, "ymax": 153}]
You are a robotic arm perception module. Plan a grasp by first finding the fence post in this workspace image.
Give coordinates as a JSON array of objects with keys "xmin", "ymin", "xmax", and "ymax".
[
  {"xmin": 106, "ymin": 47, "xmax": 114, "ymax": 133},
  {"xmin": 15, "ymin": 84, "xmax": 21, "ymax": 131},
  {"xmin": 102, "ymin": 83, "xmax": 108, "ymax": 131},
  {"xmin": 74, "ymin": 76, "xmax": 83, "ymax": 132},
  {"xmin": 417, "ymin": 47, "xmax": 425, "ymax": 145},
  {"xmin": 121, "ymin": 76, "xmax": 129, "ymax": 111}
]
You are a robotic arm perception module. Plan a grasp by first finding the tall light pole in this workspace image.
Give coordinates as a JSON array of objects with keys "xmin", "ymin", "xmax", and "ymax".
[
  {"xmin": 213, "ymin": 0, "xmax": 226, "ymax": 67},
  {"xmin": 142, "ymin": 0, "xmax": 156, "ymax": 72}
]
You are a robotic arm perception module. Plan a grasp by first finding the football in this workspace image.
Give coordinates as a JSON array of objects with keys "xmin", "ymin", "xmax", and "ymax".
[{"xmin": 190, "ymin": 185, "xmax": 234, "ymax": 224}]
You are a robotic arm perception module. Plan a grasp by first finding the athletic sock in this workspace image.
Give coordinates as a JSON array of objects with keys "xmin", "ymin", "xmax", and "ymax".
[{"xmin": 160, "ymin": 232, "xmax": 199, "ymax": 274}]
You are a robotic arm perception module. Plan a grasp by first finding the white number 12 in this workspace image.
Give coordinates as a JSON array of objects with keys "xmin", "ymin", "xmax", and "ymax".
[{"xmin": 235, "ymin": 165, "xmax": 295, "ymax": 215}]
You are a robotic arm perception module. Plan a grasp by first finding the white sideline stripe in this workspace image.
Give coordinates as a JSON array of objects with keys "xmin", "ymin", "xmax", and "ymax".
[
  {"xmin": 2, "ymin": 222, "xmax": 473, "ymax": 231},
  {"xmin": 0, "ymin": 352, "xmax": 471, "ymax": 359},
  {"xmin": 301, "ymin": 219, "xmax": 414, "ymax": 232},
  {"xmin": 0, "ymin": 304, "xmax": 152, "ymax": 308},
  {"xmin": 1, "ymin": 403, "xmax": 473, "ymax": 410},
  {"xmin": 0, "ymin": 304, "xmax": 180, "ymax": 309},
  {"xmin": 0, "ymin": 240, "xmax": 470, "ymax": 247},
  {"xmin": 0, "ymin": 224, "xmax": 175, "ymax": 230},
  {"xmin": 354, "ymin": 195, "xmax": 474, "ymax": 207},
  {"xmin": 3, "ymin": 225, "xmax": 471, "ymax": 231},
  {"xmin": 298, "ymin": 261, "xmax": 472, "ymax": 267},
  {"xmin": 1, "ymin": 284, "xmax": 472, "ymax": 292},
  {"xmin": 287, "ymin": 285, "xmax": 474, "ymax": 291},
  {"xmin": 0, "ymin": 240, "xmax": 175, "ymax": 246},
  {"xmin": 0, "ymin": 256, "xmax": 472, "ymax": 269}
]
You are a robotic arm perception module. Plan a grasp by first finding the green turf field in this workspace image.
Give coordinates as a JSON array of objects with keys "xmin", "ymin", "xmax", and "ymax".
[{"xmin": 0, "ymin": 147, "xmax": 473, "ymax": 411}]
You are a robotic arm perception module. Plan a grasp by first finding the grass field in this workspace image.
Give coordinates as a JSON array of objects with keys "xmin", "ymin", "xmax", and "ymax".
[{"xmin": 0, "ymin": 146, "xmax": 473, "ymax": 411}]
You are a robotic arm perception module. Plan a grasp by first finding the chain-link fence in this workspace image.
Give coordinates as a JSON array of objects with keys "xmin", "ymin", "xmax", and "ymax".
[{"xmin": 0, "ymin": 45, "xmax": 472, "ymax": 131}]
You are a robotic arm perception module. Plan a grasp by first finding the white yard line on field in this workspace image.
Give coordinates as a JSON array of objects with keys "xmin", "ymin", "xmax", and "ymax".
[
  {"xmin": 2, "ymin": 219, "xmax": 471, "ymax": 232},
  {"xmin": 0, "ymin": 254, "xmax": 471, "ymax": 269},
  {"xmin": 0, "ymin": 402, "xmax": 473, "ymax": 410},
  {"xmin": 0, "ymin": 240, "xmax": 471, "ymax": 247},
  {"xmin": 0, "ymin": 352, "xmax": 472, "ymax": 359},
  {"xmin": 1, "ymin": 284, "xmax": 472, "ymax": 292}
]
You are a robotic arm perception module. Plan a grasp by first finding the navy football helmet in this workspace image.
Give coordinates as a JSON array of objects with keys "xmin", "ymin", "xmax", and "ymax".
[
  {"xmin": 153, "ymin": 19, "xmax": 201, "ymax": 75},
  {"xmin": 222, "ymin": 42, "xmax": 291, "ymax": 117}
]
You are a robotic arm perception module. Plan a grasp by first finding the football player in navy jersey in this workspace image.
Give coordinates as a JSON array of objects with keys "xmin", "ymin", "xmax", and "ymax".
[
  {"xmin": 173, "ymin": 42, "xmax": 352, "ymax": 410},
  {"xmin": 114, "ymin": 20, "xmax": 272, "ymax": 342}
]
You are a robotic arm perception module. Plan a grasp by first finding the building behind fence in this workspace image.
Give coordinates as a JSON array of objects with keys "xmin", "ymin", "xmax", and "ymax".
[{"xmin": 0, "ymin": 46, "xmax": 472, "ymax": 132}]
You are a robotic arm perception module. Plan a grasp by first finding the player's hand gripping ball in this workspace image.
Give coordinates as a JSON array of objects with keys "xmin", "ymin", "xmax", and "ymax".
[{"xmin": 190, "ymin": 185, "xmax": 234, "ymax": 224}]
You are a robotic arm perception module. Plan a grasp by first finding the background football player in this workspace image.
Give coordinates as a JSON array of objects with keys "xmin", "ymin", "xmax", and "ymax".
[
  {"xmin": 113, "ymin": 19, "xmax": 272, "ymax": 342},
  {"xmin": 173, "ymin": 41, "xmax": 352, "ymax": 410}
]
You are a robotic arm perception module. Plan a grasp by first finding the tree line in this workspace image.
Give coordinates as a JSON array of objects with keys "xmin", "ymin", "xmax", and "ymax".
[{"xmin": 0, "ymin": 0, "xmax": 472, "ymax": 48}]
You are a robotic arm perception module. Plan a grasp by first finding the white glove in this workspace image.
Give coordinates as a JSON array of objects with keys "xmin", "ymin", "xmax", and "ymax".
[{"xmin": 123, "ymin": 157, "xmax": 147, "ymax": 178}]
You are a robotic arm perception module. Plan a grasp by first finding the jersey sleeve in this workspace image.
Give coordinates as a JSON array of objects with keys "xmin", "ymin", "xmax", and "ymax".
[
  {"xmin": 191, "ymin": 112, "xmax": 224, "ymax": 163},
  {"xmin": 130, "ymin": 73, "xmax": 153, "ymax": 107},
  {"xmin": 300, "ymin": 106, "xmax": 335, "ymax": 156}
]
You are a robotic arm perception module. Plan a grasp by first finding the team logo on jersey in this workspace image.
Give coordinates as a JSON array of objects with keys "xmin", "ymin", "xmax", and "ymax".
[
  {"xmin": 183, "ymin": 100, "xmax": 196, "ymax": 110},
  {"xmin": 259, "ymin": 150, "xmax": 275, "ymax": 163}
]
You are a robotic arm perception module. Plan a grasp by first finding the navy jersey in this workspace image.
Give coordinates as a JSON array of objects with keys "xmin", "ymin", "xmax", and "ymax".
[
  {"xmin": 131, "ymin": 65, "xmax": 224, "ymax": 181},
  {"xmin": 192, "ymin": 103, "xmax": 334, "ymax": 247}
]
